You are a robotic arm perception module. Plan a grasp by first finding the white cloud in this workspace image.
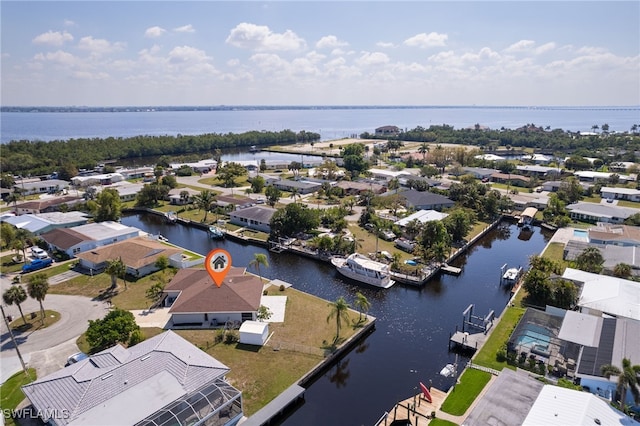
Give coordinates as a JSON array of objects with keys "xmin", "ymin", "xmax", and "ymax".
[
  {"xmin": 33, "ymin": 50, "xmax": 77, "ymax": 65},
  {"xmin": 376, "ymin": 41, "xmax": 395, "ymax": 48},
  {"xmin": 32, "ymin": 30, "xmax": 74, "ymax": 46},
  {"xmin": 403, "ymin": 32, "xmax": 448, "ymax": 48},
  {"xmin": 174, "ymin": 24, "xmax": 195, "ymax": 33},
  {"xmin": 168, "ymin": 45, "xmax": 211, "ymax": 63},
  {"xmin": 77, "ymin": 36, "xmax": 125, "ymax": 55},
  {"xmin": 535, "ymin": 42, "xmax": 556, "ymax": 55},
  {"xmin": 226, "ymin": 23, "xmax": 306, "ymax": 51},
  {"xmin": 145, "ymin": 26, "xmax": 167, "ymax": 38},
  {"xmin": 505, "ymin": 40, "xmax": 535, "ymax": 53},
  {"xmin": 74, "ymin": 71, "xmax": 109, "ymax": 80},
  {"xmin": 64, "ymin": 20, "xmax": 75, "ymax": 27},
  {"xmin": 356, "ymin": 51, "xmax": 390, "ymax": 66},
  {"xmin": 316, "ymin": 35, "xmax": 348, "ymax": 49}
]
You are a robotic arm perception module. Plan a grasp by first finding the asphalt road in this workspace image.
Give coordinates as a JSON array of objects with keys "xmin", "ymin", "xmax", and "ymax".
[{"xmin": 0, "ymin": 273, "xmax": 109, "ymax": 383}]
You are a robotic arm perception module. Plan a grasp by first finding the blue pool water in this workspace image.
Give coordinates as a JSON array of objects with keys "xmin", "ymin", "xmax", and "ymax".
[
  {"xmin": 515, "ymin": 324, "xmax": 552, "ymax": 348},
  {"xmin": 573, "ymin": 229, "xmax": 588, "ymax": 238}
]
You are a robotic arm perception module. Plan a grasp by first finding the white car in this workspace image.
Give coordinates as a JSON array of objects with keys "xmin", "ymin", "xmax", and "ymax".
[{"xmin": 31, "ymin": 247, "xmax": 48, "ymax": 259}]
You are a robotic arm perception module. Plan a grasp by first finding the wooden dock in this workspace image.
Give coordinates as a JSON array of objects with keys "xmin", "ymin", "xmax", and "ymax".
[{"xmin": 377, "ymin": 386, "xmax": 448, "ymax": 426}]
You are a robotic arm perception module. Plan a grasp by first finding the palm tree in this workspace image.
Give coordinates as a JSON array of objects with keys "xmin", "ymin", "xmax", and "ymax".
[
  {"xmin": 179, "ymin": 190, "xmax": 190, "ymax": 206},
  {"xmin": 27, "ymin": 273, "xmax": 49, "ymax": 324},
  {"xmin": 600, "ymin": 358, "xmax": 640, "ymax": 413},
  {"xmin": 105, "ymin": 258, "xmax": 126, "ymax": 290},
  {"xmin": 613, "ymin": 263, "xmax": 632, "ymax": 279},
  {"xmin": 353, "ymin": 292, "xmax": 371, "ymax": 323},
  {"xmin": 3, "ymin": 286, "xmax": 28, "ymax": 325},
  {"xmin": 193, "ymin": 189, "xmax": 215, "ymax": 222},
  {"xmin": 249, "ymin": 253, "xmax": 269, "ymax": 282},
  {"xmin": 418, "ymin": 142, "xmax": 430, "ymax": 162},
  {"xmin": 327, "ymin": 296, "xmax": 350, "ymax": 343},
  {"xmin": 574, "ymin": 247, "xmax": 604, "ymax": 273},
  {"xmin": 289, "ymin": 187, "xmax": 301, "ymax": 203}
]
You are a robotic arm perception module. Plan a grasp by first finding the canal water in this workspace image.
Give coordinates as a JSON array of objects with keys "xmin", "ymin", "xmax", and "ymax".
[{"xmin": 120, "ymin": 214, "xmax": 552, "ymax": 425}]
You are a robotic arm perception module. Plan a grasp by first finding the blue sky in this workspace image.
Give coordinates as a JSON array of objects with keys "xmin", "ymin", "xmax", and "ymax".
[{"xmin": 1, "ymin": 1, "xmax": 639, "ymax": 106}]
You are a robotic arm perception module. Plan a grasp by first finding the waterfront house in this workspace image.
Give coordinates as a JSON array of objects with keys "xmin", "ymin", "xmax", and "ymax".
[
  {"xmin": 163, "ymin": 267, "xmax": 263, "ymax": 327},
  {"xmin": 98, "ymin": 181, "xmax": 145, "ymax": 202},
  {"xmin": 520, "ymin": 153, "xmax": 552, "ymax": 164},
  {"xmin": 600, "ymin": 186, "xmax": 640, "ymax": 202},
  {"xmin": 167, "ymin": 187, "xmax": 200, "ymax": 205},
  {"xmin": 74, "ymin": 236, "xmax": 185, "ymax": 276},
  {"xmin": 460, "ymin": 167, "xmax": 498, "ymax": 180},
  {"xmin": 588, "ymin": 224, "xmax": 640, "ymax": 246},
  {"xmin": 565, "ymin": 202, "xmax": 640, "ymax": 224},
  {"xmin": 399, "ymin": 189, "xmax": 454, "ymax": 211},
  {"xmin": 3, "ymin": 211, "xmax": 89, "ymax": 236},
  {"xmin": 21, "ymin": 330, "xmax": 243, "ymax": 426},
  {"xmin": 40, "ymin": 221, "xmax": 140, "ymax": 257},
  {"xmin": 368, "ymin": 168, "xmax": 414, "ymax": 182},
  {"xmin": 117, "ymin": 166, "xmax": 155, "ymax": 180},
  {"xmin": 563, "ymin": 240, "xmax": 640, "ymax": 276},
  {"xmin": 169, "ymin": 159, "xmax": 217, "ymax": 173},
  {"xmin": 229, "ymin": 206, "xmax": 277, "ymax": 233},
  {"xmin": 573, "ymin": 171, "xmax": 635, "ymax": 184}
]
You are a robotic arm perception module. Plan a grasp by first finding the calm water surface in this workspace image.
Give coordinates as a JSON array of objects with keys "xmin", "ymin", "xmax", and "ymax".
[{"xmin": 120, "ymin": 214, "xmax": 552, "ymax": 425}]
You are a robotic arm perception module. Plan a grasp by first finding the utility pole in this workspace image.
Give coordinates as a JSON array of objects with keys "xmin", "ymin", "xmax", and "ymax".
[{"xmin": 0, "ymin": 304, "xmax": 29, "ymax": 376}]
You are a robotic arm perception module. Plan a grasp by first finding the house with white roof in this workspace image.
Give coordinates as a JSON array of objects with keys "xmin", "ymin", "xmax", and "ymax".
[
  {"xmin": 71, "ymin": 173, "xmax": 125, "ymax": 187},
  {"xmin": 562, "ymin": 268, "xmax": 640, "ymax": 321},
  {"xmin": 516, "ymin": 165, "xmax": 562, "ymax": 178},
  {"xmin": 521, "ymin": 153, "xmax": 552, "ymax": 164},
  {"xmin": 41, "ymin": 221, "xmax": 141, "ymax": 257},
  {"xmin": 522, "ymin": 385, "xmax": 638, "ymax": 426},
  {"xmin": 21, "ymin": 331, "xmax": 243, "ymax": 426},
  {"xmin": 395, "ymin": 209, "xmax": 449, "ymax": 227},
  {"xmin": 601, "ymin": 187, "xmax": 640, "ymax": 202},
  {"xmin": 169, "ymin": 159, "xmax": 217, "ymax": 173},
  {"xmin": 2, "ymin": 211, "xmax": 89, "ymax": 235},
  {"xmin": 368, "ymin": 168, "xmax": 414, "ymax": 181},
  {"xmin": 13, "ymin": 179, "xmax": 70, "ymax": 196},
  {"xmin": 474, "ymin": 153, "xmax": 506, "ymax": 161},
  {"xmin": 574, "ymin": 171, "xmax": 635, "ymax": 183}
]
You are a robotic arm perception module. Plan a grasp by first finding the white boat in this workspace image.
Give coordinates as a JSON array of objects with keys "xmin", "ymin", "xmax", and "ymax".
[
  {"xmin": 440, "ymin": 363, "xmax": 456, "ymax": 378},
  {"xmin": 502, "ymin": 267, "xmax": 521, "ymax": 283},
  {"xmin": 331, "ymin": 253, "xmax": 395, "ymax": 288},
  {"xmin": 208, "ymin": 226, "xmax": 225, "ymax": 239}
]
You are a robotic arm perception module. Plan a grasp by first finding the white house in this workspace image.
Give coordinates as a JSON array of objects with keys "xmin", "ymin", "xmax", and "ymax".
[
  {"xmin": 41, "ymin": 221, "xmax": 140, "ymax": 257},
  {"xmin": 600, "ymin": 186, "xmax": 640, "ymax": 202},
  {"xmin": 565, "ymin": 202, "xmax": 640, "ymax": 224},
  {"xmin": 3, "ymin": 211, "xmax": 89, "ymax": 235},
  {"xmin": 229, "ymin": 206, "xmax": 277, "ymax": 233},
  {"xmin": 71, "ymin": 173, "xmax": 125, "ymax": 187},
  {"xmin": 395, "ymin": 209, "xmax": 449, "ymax": 227},
  {"xmin": 239, "ymin": 321, "xmax": 270, "ymax": 346}
]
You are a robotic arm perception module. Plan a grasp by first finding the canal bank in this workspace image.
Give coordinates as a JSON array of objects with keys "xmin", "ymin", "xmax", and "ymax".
[{"xmin": 121, "ymin": 213, "xmax": 553, "ymax": 425}]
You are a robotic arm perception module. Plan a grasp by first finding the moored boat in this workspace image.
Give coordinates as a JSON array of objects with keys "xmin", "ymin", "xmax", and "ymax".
[
  {"xmin": 209, "ymin": 226, "xmax": 225, "ymax": 239},
  {"xmin": 331, "ymin": 253, "xmax": 395, "ymax": 288}
]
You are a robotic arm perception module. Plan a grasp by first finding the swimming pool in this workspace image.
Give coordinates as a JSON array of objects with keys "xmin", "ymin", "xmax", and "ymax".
[
  {"xmin": 513, "ymin": 324, "xmax": 552, "ymax": 349},
  {"xmin": 573, "ymin": 229, "xmax": 588, "ymax": 238}
]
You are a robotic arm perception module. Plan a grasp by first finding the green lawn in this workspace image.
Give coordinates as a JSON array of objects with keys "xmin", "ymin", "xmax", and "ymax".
[
  {"xmin": 439, "ymin": 368, "xmax": 492, "ymax": 416},
  {"xmin": 0, "ymin": 369, "xmax": 37, "ymax": 426},
  {"xmin": 471, "ymin": 306, "xmax": 525, "ymax": 371}
]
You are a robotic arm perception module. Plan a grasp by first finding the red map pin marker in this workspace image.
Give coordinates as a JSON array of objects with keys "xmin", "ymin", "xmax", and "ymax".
[{"xmin": 205, "ymin": 249, "xmax": 232, "ymax": 287}]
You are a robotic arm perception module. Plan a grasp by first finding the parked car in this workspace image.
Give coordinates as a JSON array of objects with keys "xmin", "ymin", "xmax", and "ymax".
[
  {"xmin": 31, "ymin": 247, "xmax": 48, "ymax": 259},
  {"xmin": 381, "ymin": 230, "xmax": 396, "ymax": 241},
  {"xmin": 22, "ymin": 258, "xmax": 53, "ymax": 273},
  {"xmin": 65, "ymin": 352, "xmax": 88, "ymax": 366}
]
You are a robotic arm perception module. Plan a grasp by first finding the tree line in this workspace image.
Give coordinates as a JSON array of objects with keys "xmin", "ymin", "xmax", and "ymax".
[{"xmin": 1, "ymin": 129, "xmax": 320, "ymax": 177}]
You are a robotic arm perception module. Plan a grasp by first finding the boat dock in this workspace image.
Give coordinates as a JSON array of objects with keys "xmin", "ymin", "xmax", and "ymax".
[
  {"xmin": 448, "ymin": 330, "xmax": 488, "ymax": 352},
  {"xmin": 440, "ymin": 264, "xmax": 462, "ymax": 275},
  {"xmin": 376, "ymin": 386, "xmax": 448, "ymax": 426}
]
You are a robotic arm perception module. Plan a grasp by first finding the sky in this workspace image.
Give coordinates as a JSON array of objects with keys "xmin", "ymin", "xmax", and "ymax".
[{"xmin": 1, "ymin": 1, "xmax": 639, "ymax": 107}]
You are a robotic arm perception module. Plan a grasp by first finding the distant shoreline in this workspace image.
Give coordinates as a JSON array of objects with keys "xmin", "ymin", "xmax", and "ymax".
[{"xmin": 2, "ymin": 105, "xmax": 639, "ymax": 113}]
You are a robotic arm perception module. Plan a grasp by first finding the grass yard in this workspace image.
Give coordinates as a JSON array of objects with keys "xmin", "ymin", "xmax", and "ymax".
[
  {"xmin": 8, "ymin": 310, "xmax": 61, "ymax": 332},
  {"xmin": 429, "ymin": 418, "xmax": 459, "ymax": 426},
  {"xmin": 49, "ymin": 268, "xmax": 178, "ymax": 310},
  {"xmin": 74, "ymin": 285, "xmax": 367, "ymax": 416},
  {"xmin": 439, "ymin": 368, "xmax": 492, "ymax": 416},
  {"xmin": 471, "ymin": 306, "xmax": 525, "ymax": 371},
  {"xmin": 0, "ymin": 369, "xmax": 37, "ymax": 426}
]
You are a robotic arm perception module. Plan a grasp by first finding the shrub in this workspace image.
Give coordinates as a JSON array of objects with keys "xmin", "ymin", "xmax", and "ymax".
[
  {"xmin": 224, "ymin": 331, "xmax": 239, "ymax": 344},
  {"xmin": 496, "ymin": 347, "xmax": 507, "ymax": 363},
  {"xmin": 279, "ymin": 284, "xmax": 285, "ymax": 291}
]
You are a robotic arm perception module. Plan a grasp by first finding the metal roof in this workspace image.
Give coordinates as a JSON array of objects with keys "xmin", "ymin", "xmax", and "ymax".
[{"xmin": 22, "ymin": 331, "xmax": 233, "ymax": 426}]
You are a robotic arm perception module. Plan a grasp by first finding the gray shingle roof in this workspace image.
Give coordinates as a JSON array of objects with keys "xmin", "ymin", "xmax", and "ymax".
[{"xmin": 22, "ymin": 331, "xmax": 230, "ymax": 425}]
